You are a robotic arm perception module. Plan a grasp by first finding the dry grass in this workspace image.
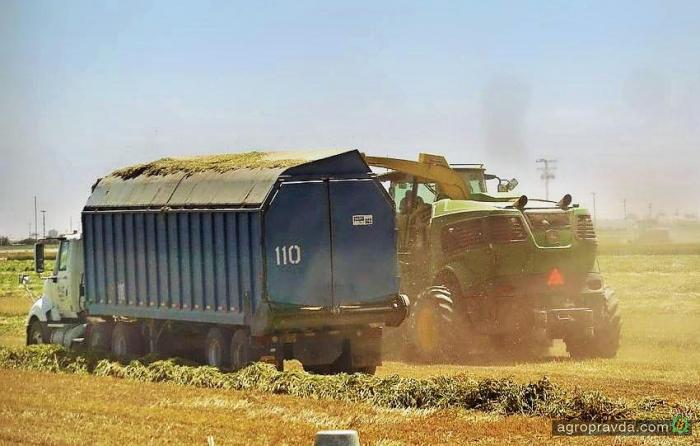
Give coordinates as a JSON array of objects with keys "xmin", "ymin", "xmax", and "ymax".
[
  {"xmin": 111, "ymin": 151, "xmax": 307, "ymax": 179},
  {"xmin": 0, "ymin": 254, "xmax": 698, "ymax": 444},
  {"xmin": 1, "ymin": 368, "xmax": 695, "ymax": 446}
]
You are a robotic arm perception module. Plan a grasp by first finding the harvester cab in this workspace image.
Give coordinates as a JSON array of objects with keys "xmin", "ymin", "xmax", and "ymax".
[{"xmin": 365, "ymin": 152, "xmax": 620, "ymax": 361}]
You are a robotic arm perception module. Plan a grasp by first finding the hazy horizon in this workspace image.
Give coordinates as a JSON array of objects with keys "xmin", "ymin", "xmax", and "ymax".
[{"xmin": 2, "ymin": 1, "xmax": 699, "ymax": 238}]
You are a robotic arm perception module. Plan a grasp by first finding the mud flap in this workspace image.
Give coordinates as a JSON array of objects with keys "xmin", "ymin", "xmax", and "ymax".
[
  {"xmin": 350, "ymin": 335, "xmax": 382, "ymax": 368},
  {"xmin": 293, "ymin": 335, "xmax": 345, "ymax": 367}
]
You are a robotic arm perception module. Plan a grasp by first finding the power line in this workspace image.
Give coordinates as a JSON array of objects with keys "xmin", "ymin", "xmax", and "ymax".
[{"xmin": 536, "ymin": 158, "xmax": 557, "ymax": 200}]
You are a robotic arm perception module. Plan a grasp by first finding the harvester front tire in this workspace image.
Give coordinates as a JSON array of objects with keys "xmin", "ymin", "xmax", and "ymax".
[
  {"xmin": 409, "ymin": 286, "xmax": 456, "ymax": 362},
  {"xmin": 566, "ymin": 291, "xmax": 621, "ymax": 359},
  {"xmin": 111, "ymin": 322, "xmax": 144, "ymax": 360}
]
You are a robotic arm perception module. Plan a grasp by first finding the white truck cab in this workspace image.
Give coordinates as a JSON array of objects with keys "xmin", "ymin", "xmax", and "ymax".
[{"xmin": 26, "ymin": 234, "xmax": 86, "ymax": 347}]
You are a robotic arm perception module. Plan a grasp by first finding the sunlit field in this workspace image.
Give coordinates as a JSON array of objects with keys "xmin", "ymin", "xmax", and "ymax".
[{"xmin": 0, "ymin": 254, "xmax": 698, "ymax": 445}]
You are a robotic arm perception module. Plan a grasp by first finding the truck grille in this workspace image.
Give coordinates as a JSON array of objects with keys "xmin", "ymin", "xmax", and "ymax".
[
  {"xmin": 576, "ymin": 214, "xmax": 597, "ymax": 240},
  {"xmin": 441, "ymin": 219, "xmax": 485, "ymax": 254},
  {"xmin": 489, "ymin": 216, "xmax": 527, "ymax": 243}
]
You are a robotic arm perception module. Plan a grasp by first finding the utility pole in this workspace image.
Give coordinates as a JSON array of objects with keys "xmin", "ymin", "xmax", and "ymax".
[
  {"xmin": 623, "ymin": 198, "xmax": 627, "ymax": 220},
  {"xmin": 536, "ymin": 158, "xmax": 556, "ymax": 200},
  {"xmin": 591, "ymin": 192, "xmax": 597, "ymax": 226},
  {"xmin": 33, "ymin": 196, "xmax": 38, "ymax": 241},
  {"xmin": 70, "ymin": 216, "xmax": 73, "ymax": 233},
  {"xmin": 41, "ymin": 210, "xmax": 46, "ymax": 238}
]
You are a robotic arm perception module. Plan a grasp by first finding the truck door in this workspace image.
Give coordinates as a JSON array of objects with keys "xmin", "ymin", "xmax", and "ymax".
[
  {"xmin": 329, "ymin": 179, "xmax": 398, "ymax": 305},
  {"xmin": 54, "ymin": 240, "xmax": 73, "ymax": 314},
  {"xmin": 265, "ymin": 181, "xmax": 333, "ymax": 308}
]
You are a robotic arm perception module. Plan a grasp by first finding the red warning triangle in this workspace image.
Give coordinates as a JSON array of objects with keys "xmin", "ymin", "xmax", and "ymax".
[{"xmin": 547, "ymin": 268, "xmax": 565, "ymax": 287}]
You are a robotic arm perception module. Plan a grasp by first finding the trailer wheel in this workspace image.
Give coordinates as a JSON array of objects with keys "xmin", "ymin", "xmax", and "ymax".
[
  {"xmin": 229, "ymin": 329, "xmax": 251, "ymax": 371},
  {"xmin": 205, "ymin": 327, "xmax": 230, "ymax": 368},
  {"xmin": 353, "ymin": 365, "xmax": 377, "ymax": 375},
  {"xmin": 87, "ymin": 322, "xmax": 113, "ymax": 352},
  {"xmin": 111, "ymin": 322, "xmax": 144, "ymax": 360},
  {"xmin": 27, "ymin": 319, "xmax": 47, "ymax": 345}
]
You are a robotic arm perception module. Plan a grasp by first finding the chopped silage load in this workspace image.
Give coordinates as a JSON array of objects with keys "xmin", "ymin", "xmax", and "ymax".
[
  {"xmin": 111, "ymin": 151, "xmax": 307, "ymax": 179},
  {"xmin": 0, "ymin": 345, "xmax": 636, "ymax": 421}
]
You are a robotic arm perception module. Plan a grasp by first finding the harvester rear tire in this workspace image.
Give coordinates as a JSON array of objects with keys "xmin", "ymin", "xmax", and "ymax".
[
  {"xmin": 566, "ymin": 291, "xmax": 621, "ymax": 359},
  {"xmin": 409, "ymin": 286, "xmax": 456, "ymax": 362},
  {"xmin": 111, "ymin": 322, "xmax": 144, "ymax": 361}
]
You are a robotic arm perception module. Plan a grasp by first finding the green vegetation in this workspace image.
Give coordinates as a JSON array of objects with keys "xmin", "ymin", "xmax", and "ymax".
[
  {"xmin": 0, "ymin": 259, "xmax": 52, "ymax": 300},
  {"xmin": 112, "ymin": 151, "xmax": 307, "ymax": 179},
  {"xmin": 0, "ymin": 344, "xmax": 638, "ymax": 420}
]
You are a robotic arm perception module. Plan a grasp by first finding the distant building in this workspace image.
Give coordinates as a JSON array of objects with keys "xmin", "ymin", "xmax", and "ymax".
[{"xmin": 47, "ymin": 229, "xmax": 59, "ymax": 238}]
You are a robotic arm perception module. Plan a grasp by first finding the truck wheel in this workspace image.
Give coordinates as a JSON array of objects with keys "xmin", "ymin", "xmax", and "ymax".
[
  {"xmin": 27, "ymin": 319, "xmax": 47, "ymax": 345},
  {"xmin": 205, "ymin": 327, "xmax": 230, "ymax": 368},
  {"xmin": 566, "ymin": 292, "xmax": 621, "ymax": 359},
  {"xmin": 353, "ymin": 365, "xmax": 377, "ymax": 375},
  {"xmin": 87, "ymin": 322, "xmax": 113, "ymax": 352},
  {"xmin": 409, "ymin": 286, "xmax": 456, "ymax": 362},
  {"xmin": 229, "ymin": 329, "xmax": 251, "ymax": 371},
  {"xmin": 111, "ymin": 322, "xmax": 144, "ymax": 360}
]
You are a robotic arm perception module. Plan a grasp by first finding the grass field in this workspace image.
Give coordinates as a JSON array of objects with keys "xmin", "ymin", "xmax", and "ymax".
[{"xmin": 0, "ymin": 254, "xmax": 698, "ymax": 444}]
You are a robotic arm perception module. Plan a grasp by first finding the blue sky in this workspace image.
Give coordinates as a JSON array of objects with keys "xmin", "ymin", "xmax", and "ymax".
[{"xmin": 1, "ymin": 1, "xmax": 699, "ymax": 236}]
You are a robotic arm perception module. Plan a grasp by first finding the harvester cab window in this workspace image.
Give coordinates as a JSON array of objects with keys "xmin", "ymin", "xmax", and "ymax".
[
  {"xmin": 454, "ymin": 168, "xmax": 487, "ymax": 194},
  {"xmin": 416, "ymin": 183, "xmax": 437, "ymax": 204}
]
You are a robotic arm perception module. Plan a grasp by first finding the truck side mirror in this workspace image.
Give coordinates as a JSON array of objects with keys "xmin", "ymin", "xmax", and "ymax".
[{"xmin": 34, "ymin": 242, "xmax": 45, "ymax": 274}]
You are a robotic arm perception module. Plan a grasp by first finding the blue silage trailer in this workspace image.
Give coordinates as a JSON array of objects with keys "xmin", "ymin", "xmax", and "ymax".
[{"xmin": 75, "ymin": 149, "xmax": 407, "ymax": 373}]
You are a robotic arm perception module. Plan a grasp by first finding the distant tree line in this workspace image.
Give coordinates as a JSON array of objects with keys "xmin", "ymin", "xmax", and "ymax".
[{"xmin": 0, "ymin": 236, "xmax": 58, "ymax": 246}]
